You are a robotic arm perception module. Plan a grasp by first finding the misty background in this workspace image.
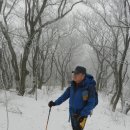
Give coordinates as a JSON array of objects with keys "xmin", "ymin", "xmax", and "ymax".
[{"xmin": 0, "ymin": 1, "xmax": 130, "ymax": 129}]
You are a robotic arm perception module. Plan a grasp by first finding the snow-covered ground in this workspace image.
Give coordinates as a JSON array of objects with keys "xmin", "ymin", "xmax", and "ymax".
[{"xmin": 0, "ymin": 88, "xmax": 130, "ymax": 130}]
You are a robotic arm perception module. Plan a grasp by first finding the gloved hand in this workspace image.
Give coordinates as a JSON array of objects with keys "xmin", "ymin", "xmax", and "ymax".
[
  {"xmin": 48, "ymin": 101, "xmax": 55, "ymax": 108},
  {"xmin": 78, "ymin": 116, "xmax": 85, "ymax": 123},
  {"xmin": 73, "ymin": 114, "xmax": 85, "ymax": 122}
]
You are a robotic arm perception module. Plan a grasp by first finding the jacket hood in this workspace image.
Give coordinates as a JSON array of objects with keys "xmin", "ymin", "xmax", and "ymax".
[
  {"xmin": 85, "ymin": 74, "xmax": 94, "ymax": 80},
  {"xmin": 84, "ymin": 74, "xmax": 96, "ymax": 87}
]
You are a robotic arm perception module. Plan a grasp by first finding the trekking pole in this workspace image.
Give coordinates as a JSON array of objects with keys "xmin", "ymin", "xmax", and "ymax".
[{"xmin": 45, "ymin": 107, "xmax": 51, "ymax": 130}]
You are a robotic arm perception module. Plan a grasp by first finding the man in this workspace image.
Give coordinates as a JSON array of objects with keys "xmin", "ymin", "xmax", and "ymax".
[{"xmin": 48, "ymin": 66, "xmax": 97, "ymax": 130}]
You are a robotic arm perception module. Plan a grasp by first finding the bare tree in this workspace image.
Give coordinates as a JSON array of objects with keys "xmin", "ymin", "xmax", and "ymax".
[
  {"xmin": 0, "ymin": 0, "xmax": 20, "ymax": 90},
  {"xmin": 54, "ymin": 47, "xmax": 73, "ymax": 90},
  {"xmin": 0, "ymin": 48, "xmax": 9, "ymax": 130},
  {"xmin": 83, "ymin": 0, "xmax": 130, "ymax": 111},
  {"xmin": 19, "ymin": 0, "xmax": 83, "ymax": 96},
  {"xmin": 76, "ymin": 14, "xmax": 113, "ymax": 91}
]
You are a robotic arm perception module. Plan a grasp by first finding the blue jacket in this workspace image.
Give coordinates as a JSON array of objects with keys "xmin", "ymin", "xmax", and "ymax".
[{"xmin": 54, "ymin": 74, "xmax": 96, "ymax": 117}]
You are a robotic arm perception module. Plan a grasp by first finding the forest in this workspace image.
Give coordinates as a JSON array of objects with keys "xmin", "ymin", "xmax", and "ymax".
[{"xmin": 0, "ymin": 1, "xmax": 130, "ymax": 129}]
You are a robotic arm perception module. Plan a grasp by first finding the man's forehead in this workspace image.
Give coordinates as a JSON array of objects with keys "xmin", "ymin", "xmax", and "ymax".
[{"xmin": 73, "ymin": 73, "xmax": 84, "ymax": 76}]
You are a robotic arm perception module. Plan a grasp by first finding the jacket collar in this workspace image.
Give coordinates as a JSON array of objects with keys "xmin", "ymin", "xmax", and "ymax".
[{"xmin": 70, "ymin": 74, "xmax": 94, "ymax": 88}]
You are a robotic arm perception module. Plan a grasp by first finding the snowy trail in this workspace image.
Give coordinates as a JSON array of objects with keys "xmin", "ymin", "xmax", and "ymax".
[{"xmin": 0, "ymin": 90, "xmax": 130, "ymax": 130}]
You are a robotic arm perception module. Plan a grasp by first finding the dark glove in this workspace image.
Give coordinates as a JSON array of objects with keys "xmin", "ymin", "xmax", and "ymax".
[
  {"xmin": 48, "ymin": 101, "xmax": 55, "ymax": 108},
  {"xmin": 78, "ymin": 116, "xmax": 85, "ymax": 123},
  {"xmin": 73, "ymin": 114, "xmax": 85, "ymax": 123}
]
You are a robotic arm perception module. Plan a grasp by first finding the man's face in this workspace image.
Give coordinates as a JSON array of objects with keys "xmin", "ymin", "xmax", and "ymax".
[{"xmin": 72, "ymin": 73, "xmax": 85, "ymax": 84}]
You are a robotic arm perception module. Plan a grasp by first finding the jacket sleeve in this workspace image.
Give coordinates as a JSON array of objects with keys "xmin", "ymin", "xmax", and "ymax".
[
  {"xmin": 80, "ymin": 81, "xmax": 96, "ymax": 117},
  {"xmin": 54, "ymin": 87, "xmax": 70, "ymax": 105}
]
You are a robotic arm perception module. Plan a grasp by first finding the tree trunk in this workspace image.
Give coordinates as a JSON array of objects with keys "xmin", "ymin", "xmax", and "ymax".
[
  {"xmin": 19, "ymin": 36, "xmax": 33, "ymax": 96},
  {"xmin": 61, "ymin": 74, "xmax": 65, "ymax": 90},
  {"xmin": 112, "ymin": 40, "xmax": 129, "ymax": 111},
  {"xmin": 0, "ymin": 22, "xmax": 20, "ymax": 90}
]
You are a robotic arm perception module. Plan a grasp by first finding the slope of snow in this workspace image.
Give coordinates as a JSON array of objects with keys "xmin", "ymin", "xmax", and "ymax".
[{"xmin": 0, "ymin": 89, "xmax": 130, "ymax": 130}]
